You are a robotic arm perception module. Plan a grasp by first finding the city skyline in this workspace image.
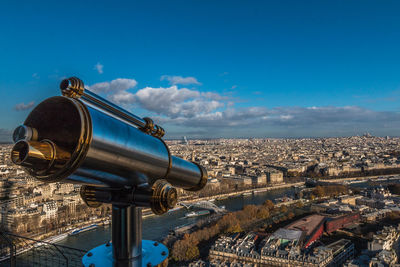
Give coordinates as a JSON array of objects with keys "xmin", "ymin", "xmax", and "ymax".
[{"xmin": 1, "ymin": 0, "xmax": 400, "ymax": 141}]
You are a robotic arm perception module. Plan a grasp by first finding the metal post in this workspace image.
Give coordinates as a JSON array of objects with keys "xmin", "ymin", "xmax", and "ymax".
[{"xmin": 112, "ymin": 205, "xmax": 142, "ymax": 267}]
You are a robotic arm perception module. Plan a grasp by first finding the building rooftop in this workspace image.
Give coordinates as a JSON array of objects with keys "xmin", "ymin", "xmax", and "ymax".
[{"xmin": 285, "ymin": 214, "xmax": 325, "ymax": 236}]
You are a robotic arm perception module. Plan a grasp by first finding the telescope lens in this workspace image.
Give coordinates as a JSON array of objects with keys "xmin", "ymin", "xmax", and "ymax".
[{"xmin": 11, "ymin": 141, "xmax": 29, "ymax": 164}]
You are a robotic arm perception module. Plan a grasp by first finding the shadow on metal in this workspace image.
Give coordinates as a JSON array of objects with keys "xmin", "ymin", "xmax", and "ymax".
[{"xmin": 0, "ymin": 231, "xmax": 86, "ymax": 267}]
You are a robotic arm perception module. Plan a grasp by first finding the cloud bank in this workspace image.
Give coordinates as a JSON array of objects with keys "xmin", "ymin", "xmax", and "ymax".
[
  {"xmin": 0, "ymin": 129, "xmax": 12, "ymax": 143},
  {"xmin": 87, "ymin": 78, "xmax": 400, "ymax": 138}
]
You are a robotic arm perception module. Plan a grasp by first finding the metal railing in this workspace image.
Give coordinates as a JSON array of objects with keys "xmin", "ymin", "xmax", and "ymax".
[{"xmin": 0, "ymin": 231, "xmax": 86, "ymax": 267}]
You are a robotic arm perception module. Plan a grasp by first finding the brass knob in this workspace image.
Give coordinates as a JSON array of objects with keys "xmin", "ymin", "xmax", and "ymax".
[{"xmin": 150, "ymin": 180, "xmax": 178, "ymax": 215}]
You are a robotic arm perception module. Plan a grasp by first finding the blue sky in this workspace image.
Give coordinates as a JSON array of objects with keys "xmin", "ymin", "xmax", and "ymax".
[{"xmin": 1, "ymin": 0, "xmax": 400, "ymax": 141}]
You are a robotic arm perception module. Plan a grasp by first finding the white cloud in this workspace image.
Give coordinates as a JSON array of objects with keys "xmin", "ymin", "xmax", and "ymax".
[
  {"xmin": 94, "ymin": 62, "xmax": 104, "ymax": 74},
  {"xmin": 88, "ymin": 78, "xmax": 137, "ymax": 93},
  {"xmin": 109, "ymin": 91, "xmax": 136, "ymax": 105},
  {"xmin": 114, "ymin": 85, "xmax": 224, "ymax": 118},
  {"xmin": 15, "ymin": 101, "xmax": 35, "ymax": 111},
  {"xmin": 88, "ymin": 78, "xmax": 224, "ymax": 118},
  {"xmin": 161, "ymin": 75, "xmax": 201, "ymax": 85}
]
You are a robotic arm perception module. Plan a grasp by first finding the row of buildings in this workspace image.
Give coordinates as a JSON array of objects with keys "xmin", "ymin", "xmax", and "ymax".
[
  {"xmin": 168, "ymin": 136, "xmax": 400, "ymax": 194},
  {"xmin": 188, "ymin": 180, "xmax": 400, "ymax": 267},
  {"xmin": 0, "ymin": 144, "xmax": 85, "ymax": 233},
  {"xmin": 205, "ymin": 213, "xmax": 357, "ymax": 267}
]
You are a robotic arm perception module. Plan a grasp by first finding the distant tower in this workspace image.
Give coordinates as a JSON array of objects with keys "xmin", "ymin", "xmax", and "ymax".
[
  {"xmin": 181, "ymin": 136, "xmax": 189, "ymax": 145},
  {"xmin": 191, "ymin": 150, "xmax": 196, "ymax": 162}
]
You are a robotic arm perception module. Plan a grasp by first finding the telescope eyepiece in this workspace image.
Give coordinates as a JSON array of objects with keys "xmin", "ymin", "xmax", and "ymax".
[
  {"xmin": 11, "ymin": 140, "xmax": 55, "ymax": 171},
  {"xmin": 12, "ymin": 125, "xmax": 38, "ymax": 142},
  {"xmin": 11, "ymin": 140, "xmax": 29, "ymax": 164}
]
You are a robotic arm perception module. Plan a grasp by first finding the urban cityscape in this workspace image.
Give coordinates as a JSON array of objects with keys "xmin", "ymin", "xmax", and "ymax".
[
  {"xmin": 2, "ymin": 1, "xmax": 400, "ymax": 267},
  {"xmin": 1, "ymin": 135, "xmax": 400, "ymax": 266}
]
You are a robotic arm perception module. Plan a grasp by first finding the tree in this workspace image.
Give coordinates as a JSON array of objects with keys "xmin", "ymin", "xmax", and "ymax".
[
  {"xmin": 256, "ymin": 207, "xmax": 270, "ymax": 219},
  {"xmin": 242, "ymin": 205, "xmax": 258, "ymax": 218},
  {"xmin": 279, "ymin": 205, "xmax": 288, "ymax": 213},
  {"xmin": 313, "ymin": 186, "xmax": 325, "ymax": 198},
  {"xmin": 226, "ymin": 222, "xmax": 242, "ymax": 233},
  {"xmin": 171, "ymin": 234, "xmax": 200, "ymax": 262},
  {"xmin": 185, "ymin": 245, "xmax": 199, "ymax": 260},
  {"xmin": 288, "ymin": 212, "xmax": 295, "ymax": 219},
  {"xmin": 263, "ymin": 199, "xmax": 275, "ymax": 211}
]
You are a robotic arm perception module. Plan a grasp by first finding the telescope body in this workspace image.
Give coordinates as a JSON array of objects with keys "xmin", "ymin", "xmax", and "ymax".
[
  {"xmin": 12, "ymin": 96, "xmax": 206, "ymax": 191},
  {"xmin": 11, "ymin": 77, "xmax": 208, "ymax": 267}
]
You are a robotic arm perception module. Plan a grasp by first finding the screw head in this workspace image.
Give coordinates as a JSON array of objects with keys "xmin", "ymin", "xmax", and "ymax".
[
  {"xmin": 161, "ymin": 251, "xmax": 167, "ymax": 256},
  {"xmin": 147, "ymin": 263, "xmax": 152, "ymax": 267},
  {"xmin": 87, "ymin": 252, "xmax": 93, "ymax": 257},
  {"xmin": 153, "ymin": 242, "xmax": 159, "ymax": 246}
]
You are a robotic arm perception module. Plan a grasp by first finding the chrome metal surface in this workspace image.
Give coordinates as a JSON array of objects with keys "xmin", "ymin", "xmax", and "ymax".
[
  {"xmin": 112, "ymin": 206, "xmax": 142, "ymax": 267},
  {"xmin": 168, "ymin": 156, "xmax": 205, "ymax": 190},
  {"xmin": 74, "ymin": 104, "xmax": 169, "ymax": 187}
]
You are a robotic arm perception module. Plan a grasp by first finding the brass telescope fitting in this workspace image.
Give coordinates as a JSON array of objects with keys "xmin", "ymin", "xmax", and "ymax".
[
  {"xmin": 80, "ymin": 180, "xmax": 178, "ymax": 215},
  {"xmin": 11, "ymin": 140, "xmax": 55, "ymax": 171},
  {"xmin": 150, "ymin": 180, "xmax": 178, "ymax": 215},
  {"xmin": 60, "ymin": 77, "xmax": 85, "ymax": 99},
  {"xmin": 11, "ymin": 139, "xmax": 71, "ymax": 175}
]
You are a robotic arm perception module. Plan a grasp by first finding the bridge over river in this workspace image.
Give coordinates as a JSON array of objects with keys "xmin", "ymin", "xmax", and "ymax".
[{"xmin": 180, "ymin": 200, "xmax": 226, "ymax": 213}]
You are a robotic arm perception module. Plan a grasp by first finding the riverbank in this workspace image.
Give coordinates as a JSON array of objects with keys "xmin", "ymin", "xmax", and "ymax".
[
  {"xmin": 181, "ymin": 181, "xmax": 305, "ymax": 205},
  {"xmin": 319, "ymin": 174, "xmax": 400, "ymax": 183},
  {"xmin": 141, "ymin": 181, "xmax": 305, "ymax": 218}
]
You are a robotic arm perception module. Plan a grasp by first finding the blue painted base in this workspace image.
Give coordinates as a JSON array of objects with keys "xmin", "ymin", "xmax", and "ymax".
[{"xmin": 82, "ymin": 240, "xmax": 169, "ymax": 267}]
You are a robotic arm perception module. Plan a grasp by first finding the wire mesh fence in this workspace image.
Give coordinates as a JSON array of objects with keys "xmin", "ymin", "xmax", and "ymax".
[{"xmin": 0, "ymin": 231, "xmax": 86, "ymax": 267}]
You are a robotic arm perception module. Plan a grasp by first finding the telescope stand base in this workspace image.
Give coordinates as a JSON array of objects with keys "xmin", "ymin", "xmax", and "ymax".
[{"xmin": 82, "ymin": 240, "xmax": 169, "ymax": 267}]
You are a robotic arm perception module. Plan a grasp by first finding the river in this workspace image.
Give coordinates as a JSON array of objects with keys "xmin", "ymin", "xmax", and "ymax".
[
  {"xmin": 57, "ymin": 177, "xmax": 400, "ymax": 251},
  {"xmin": 56, "ymin": 187, "xmax": 295, "ymax": 251}
]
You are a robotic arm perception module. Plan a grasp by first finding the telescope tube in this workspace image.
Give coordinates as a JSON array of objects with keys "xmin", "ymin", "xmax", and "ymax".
[{"xmin": 11, "ymin": 95, "xmax": 207, "ymax": 191}]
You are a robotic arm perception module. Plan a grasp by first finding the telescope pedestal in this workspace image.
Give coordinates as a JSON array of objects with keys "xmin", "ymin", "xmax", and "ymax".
[{"xmin": 82, "ymin": 206, "xmax": 168, "ymax": 267}]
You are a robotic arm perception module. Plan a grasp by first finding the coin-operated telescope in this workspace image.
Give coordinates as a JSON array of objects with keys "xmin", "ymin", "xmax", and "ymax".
[{"xmin": 10, "ymin": 77, "xmax": 208, "ymax": 267}]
